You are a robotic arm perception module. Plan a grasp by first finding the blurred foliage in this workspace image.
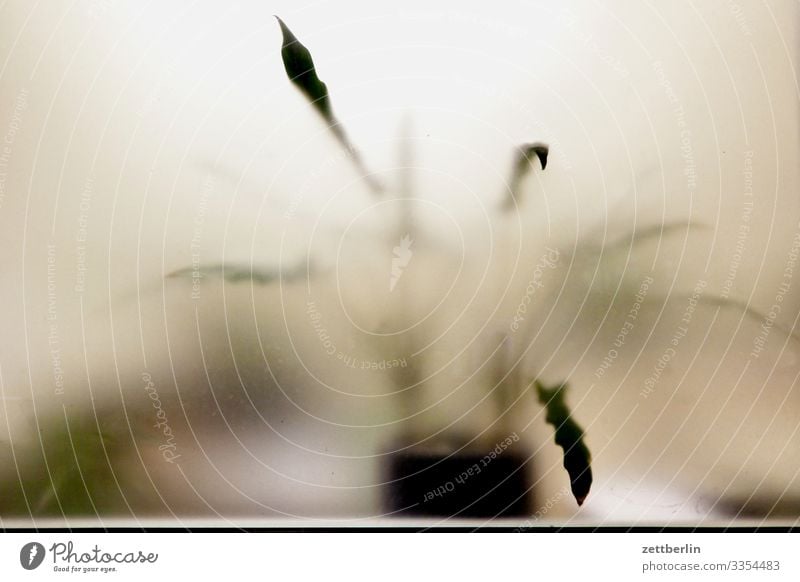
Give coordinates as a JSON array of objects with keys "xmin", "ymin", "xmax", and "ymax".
[
  {"xmin": 1, "ymin": 414, "xmax": 126, "ymax": 517},
  {"xmin": 167, "ymin": 262, "xmax": 308, "ymax": 285}
]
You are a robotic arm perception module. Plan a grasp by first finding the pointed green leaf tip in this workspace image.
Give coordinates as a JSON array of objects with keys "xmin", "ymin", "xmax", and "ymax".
[
  {"xmin": 502, "ymin": 142, "xmax": 549, "ymax": 210},
  {"xmin": 273, "ymin": 16, "xmax": 384, "ymax": 195},
  {"xmin": 535, "ymin": 380, "xmax": 592, "ymax": 506},
  {"xmin": 275, "ymin": 16, "xmax": 333, "ymax": 122},
  {"xmin": 523, "ymin": 143, "xmax": 548, "ymax": 170}
]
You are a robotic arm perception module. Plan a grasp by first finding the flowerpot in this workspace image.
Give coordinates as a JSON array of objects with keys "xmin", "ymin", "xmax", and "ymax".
[{"xmin": 384, "ymin": 447, "xmax": 533, "ymax": 518}]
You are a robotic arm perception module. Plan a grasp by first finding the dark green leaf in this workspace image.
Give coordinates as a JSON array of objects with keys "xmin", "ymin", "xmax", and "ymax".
[
  {"xmin": 524, "ymin": 143, "xmax": 549, "ymax": 170},
  {"xmin": 535, "ymin": 380, "xmax": 592, "ymax": 506},
  {"xmin": 276, "ymin": 16, "xmax": 333, "ymax": 123},
  {"xmin": 502, "ymin": 142, "xmax": 549, "ymax": 210},
  {"xmin": 274, "ymin": 16, "xmax": 383, "ymax": 195}
]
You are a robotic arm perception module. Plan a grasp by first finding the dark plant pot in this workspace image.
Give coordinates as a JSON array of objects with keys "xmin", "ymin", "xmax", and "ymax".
[{"xmin": 384, "ymin": 449, "xmax": 533, "ymax": 518}]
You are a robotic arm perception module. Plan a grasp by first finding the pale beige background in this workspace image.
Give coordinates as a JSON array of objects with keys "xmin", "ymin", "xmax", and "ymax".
[{"xmin": 0, "ymin": 0, "xmax": 798, "ymax": 524}]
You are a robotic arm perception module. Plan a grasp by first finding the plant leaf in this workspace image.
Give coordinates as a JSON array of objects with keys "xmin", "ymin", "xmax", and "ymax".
[
  {"xmin": 275, "ymin": 16, "xmax": 383, "ymax": 195},
  {"xmin": 523, "ymin": 143, "xmax": 549, "ymax": 171},
  {"xmin": 609, "ymin": 222, "xmax": 709, "ymax": 250},
  {"xmin": 662, "ymin": 293, "xmax": 800, "ymax": 345},
  {"xmin": 166, "ymin": 262, "xmax": 309, "ymax": 285},
  {"xmin": 502, "ymin": 142, "xmax": 549, "ymax": 210},
  {"xmin": 535, "ymin": 380, "xmax": 592, "ymax": 506},
  {"xmin": 276, "ymin": 16, "xmax": 333, "ymax": 124}
]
